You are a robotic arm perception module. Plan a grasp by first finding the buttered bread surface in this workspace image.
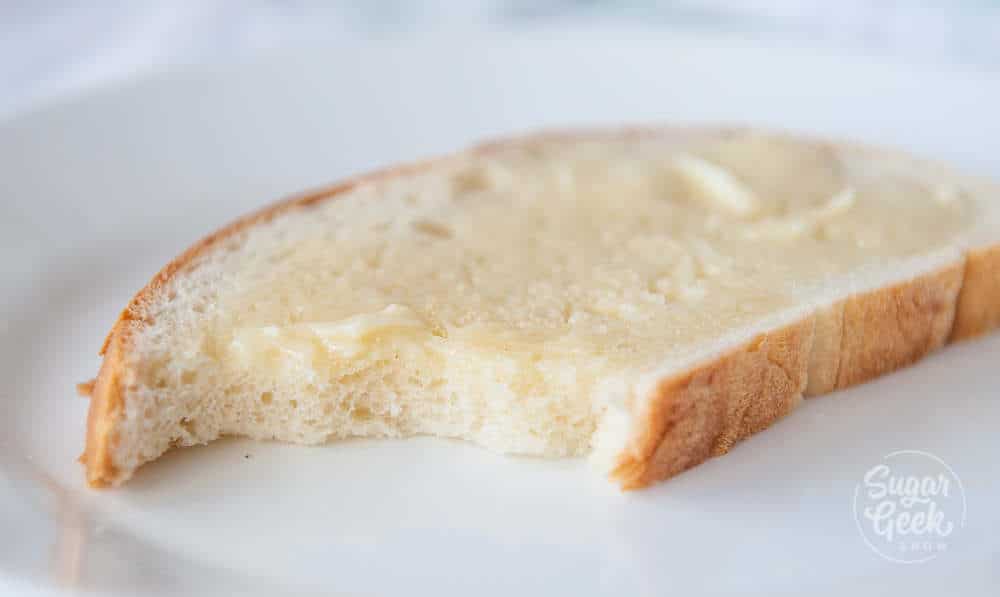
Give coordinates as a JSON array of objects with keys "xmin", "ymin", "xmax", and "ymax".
[{"xmin": 128, "ymin": 133, "xmax": 971, "ymax": 460}]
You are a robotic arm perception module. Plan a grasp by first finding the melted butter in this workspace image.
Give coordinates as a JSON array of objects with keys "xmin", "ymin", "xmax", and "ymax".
[
  {"xmin": 672, "ymin": 153, "xmax": 761, "ymax": 216},
  {"xmin": 217, "ymin": 132, "xmax": 974, "ymax": 372},
  {"xmin": 230, "ymin": 304, "xmax": 432, "ymax": 364}
]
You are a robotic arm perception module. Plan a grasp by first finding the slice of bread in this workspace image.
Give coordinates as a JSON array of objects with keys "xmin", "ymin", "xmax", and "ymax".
[{"xmin": 80, "ymin": 127, "xmax": 1000, "ymax": 489}]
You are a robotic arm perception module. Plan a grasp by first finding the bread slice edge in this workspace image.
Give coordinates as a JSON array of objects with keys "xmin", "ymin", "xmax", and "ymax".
[{"xmin": 608, "ymin": 260, "xmax": 976, "ymax": 489}]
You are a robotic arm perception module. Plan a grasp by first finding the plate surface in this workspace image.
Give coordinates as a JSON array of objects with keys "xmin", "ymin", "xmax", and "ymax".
[{"xmin": 2, "ymin": 30, "xmax": 999, "ymax": 596}]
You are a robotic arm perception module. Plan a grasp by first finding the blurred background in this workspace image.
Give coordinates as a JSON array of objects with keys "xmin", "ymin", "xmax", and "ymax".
[{"xmin": 3, "ymin": 0, "xmax": 1000, "ymax": 119}]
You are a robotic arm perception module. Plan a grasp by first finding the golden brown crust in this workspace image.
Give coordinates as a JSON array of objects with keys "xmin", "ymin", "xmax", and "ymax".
[
  {"xmin": 84, "ymin": 331, "xmax": 128, "ymax": 486},
  {"xmin": 950, "ymin": 245, "xmax": 1000, "ymax": 340},
  {"xmin": 83, "ymin": 127, "xmax": 1000, "ymax": 489},
  {"xmin": 835, "ymin": 265, "xmax": 963, "ymax": 389},
  {"xmin": 611, "ymin": 260, "xmax": 990, "ymax": 490},
  {"xmin": 610, "ymin": 318, "xmax": 814, "ymax": 489},
  {"xmin": 804, "ymin": 302, "xmax": 844, "ymax": 397},
  {"xmin": 75, "ymin": 379, "xmax": 95, "ymax": 398}
]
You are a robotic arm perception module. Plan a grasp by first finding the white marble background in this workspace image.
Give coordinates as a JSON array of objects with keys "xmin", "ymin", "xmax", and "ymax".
[{"xmin": 2, "ymin": 0, "xmax": 999, "ymax": 119}]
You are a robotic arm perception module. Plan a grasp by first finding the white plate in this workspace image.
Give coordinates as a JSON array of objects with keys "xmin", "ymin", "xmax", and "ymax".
[{"xmin": 2, "ymin": 30, "xmax": 999, "ymax": 596}]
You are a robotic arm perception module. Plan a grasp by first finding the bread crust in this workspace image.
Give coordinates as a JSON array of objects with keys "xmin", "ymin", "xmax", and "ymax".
[
  {"xmin": 81, "ymin": 128, "xmax": 1000, "ymax": 489},
  {"xmin": 83, "ymin": 331, "xmax": 126, "ymax": 485},
  {"xmin": 610, "ymin": 262, "xmax": 970, "ymax": 489},
  {"xmin": 951, "ymin": 244, "xmax": 1000, "ymax": 340},
  {"xmin": 610, "ymin": 318, "xmax": 814, "ymax": 489}
]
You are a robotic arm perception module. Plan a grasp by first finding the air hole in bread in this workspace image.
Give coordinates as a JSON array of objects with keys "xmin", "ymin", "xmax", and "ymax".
[
  {"xmin": 451, "ymin": 166, "xmax": 491, "ymax": 194},
  {"xmin": 352, "ymin": 406, "xmax": 373, "ymax": 422},
  {"xmin": 411, "ymin": 219, "xmax": 453, "ymax": 238},
  {"xmin": 179, "ymin": 417, "xmax": 195, "ymax": 435}
]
